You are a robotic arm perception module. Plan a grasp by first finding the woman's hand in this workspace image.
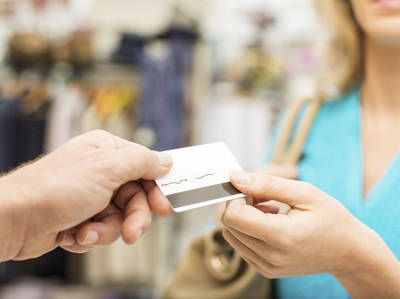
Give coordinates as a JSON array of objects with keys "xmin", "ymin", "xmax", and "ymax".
[
  {"xmin": 215, "ymin": 164, "xmax": 298, "ymax": 223},
  {"xmin": 221, "ymin": 170, "xmax": 400, "ymax": 299},
  {"xmin": 256, "ymin": 164, "xmax": 298, "ymax": 179},
  {"xmin": 0, "ymin": 130, "xmax": 172, "ymax": 261},
  {"xmin": 222, "ymin": 170, "xmax": 363, "ymax": 277}
]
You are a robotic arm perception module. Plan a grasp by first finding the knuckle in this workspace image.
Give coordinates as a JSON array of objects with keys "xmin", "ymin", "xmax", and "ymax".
[
  {"xmin": 274, "ymin": 230, "xmax": 294, "ymax": 249},
  {"xmin": 88, "ymin": 129, "xmax": 112, "ymax": 140},
  {"xmin": 135, "ymin": 147, "xmax": 155, "ymax": 169},
  {"xmin": 124, "ymin": 181, "xmax": 143, "ymax": 195},
  {"xmin": 222, "ymin": 208, "xmax": 238, "ymax": 227},
  {"xmin": 99, "ymin": 200, "xmax": 111, "ymax": 213},
  {"xmin": 79, "ymin": 130, "xmax": 116, "ymax": 151},
  {"xmin": 262, "ymin": 221, "xmax": 286, "ymax": 242},
  {"xmin": 107, "ymin": 232, "xmax": 121, "ymax": 244},
  {"xmin": 288, "ymin": 228, "xmax": 303, "ymax": 244},
  {"xmin": 300, "ymin": 181, "xmax": 316, "ymax": 196},
  {"xmin": 267, "ymin": 251, "xmax": 286, "ymax": 267},
  {"xmin": 257, "ymin": 261, "xmax": 279, "ymax": 279},
  {"xmin": 243, "ymin": 257, "xmax": 260, "ymax": 270},
  {"xmin": 146, "ymin": 150, "xmax": 158, "ymax": 168},
  {"xmin": 262, "ymin": 270, "xmax": 279, "ymax": 279},
  {"xmin": 275, "ymin": 230, "xmax": 297, "ymax": 252},
  {"xmin": 260, "ymin": 175, "xmax": 277, "ymax": 194}
]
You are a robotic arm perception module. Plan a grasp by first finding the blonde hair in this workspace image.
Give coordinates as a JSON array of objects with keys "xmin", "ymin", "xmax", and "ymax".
[{"xmin": 314, "ymin": 0, "xmax": 364, "ymax": 97}]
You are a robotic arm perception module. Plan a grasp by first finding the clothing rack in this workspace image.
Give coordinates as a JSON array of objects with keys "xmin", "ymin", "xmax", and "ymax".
[{"xmin": 80, "ymin": 62, "xmax": 139, "ymax": 86}]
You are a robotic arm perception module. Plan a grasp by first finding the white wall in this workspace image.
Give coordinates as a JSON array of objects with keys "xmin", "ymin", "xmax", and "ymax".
[
  {"xmin": 88, "ymin": 0, "xmax": 320, "ymax": 61},
  {"xmin": 90, "ymin": 0, "xmax": 208, "ymax": 58},
  {"xmin": 203, "ymin": 0, "xmax": 320, "ymax": 66}
]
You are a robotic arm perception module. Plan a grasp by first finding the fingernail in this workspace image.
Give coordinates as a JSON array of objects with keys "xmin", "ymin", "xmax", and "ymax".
[
  {"xmin": 158, "ymin": 152, "xmax": 173, "ymax": 167},
  {"xmin": 137, "ymin": 229, "xmax": 143, "ymax": 239},
  {"xmin": 82, "ymin": 231, "xmax": 99, "ymax": 245},
  {"xmin": 60, "ymin": 234, "xmax": 75, "ymax": 247},
  {"xmin": 231, "ymin": 170, "xmax": 251, "ymax": 185}
]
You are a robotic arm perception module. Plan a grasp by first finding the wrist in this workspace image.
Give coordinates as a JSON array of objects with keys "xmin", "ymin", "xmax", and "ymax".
[
  {"xmin": 0, "ymin": 171, "xmax": 31, "ymax": 262},
  {"xmin": 332, "ymin": 220, "xmax": 400, "ymax": 298},
  {"xmin": 331, "ymin": 220, "xmax": 375, "ymax": 277}
]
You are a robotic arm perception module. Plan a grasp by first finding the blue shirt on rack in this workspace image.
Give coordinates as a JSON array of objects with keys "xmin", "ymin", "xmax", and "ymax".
[{"xmin": 265, "ymin": 89, "xmax": 400, "ymax": 299}]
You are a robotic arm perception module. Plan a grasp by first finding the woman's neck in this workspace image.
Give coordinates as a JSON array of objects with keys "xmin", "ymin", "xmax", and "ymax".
[{"xmin": 362, "ymin": 38, "xmax": 400, "ymax": 116}]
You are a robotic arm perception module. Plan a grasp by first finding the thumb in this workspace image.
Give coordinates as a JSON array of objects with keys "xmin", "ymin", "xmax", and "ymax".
[
  {"xmin": 230, "ymin": 170, "xmax": 317, "ymax": 207},
  {"xmin": 115, "ymin": 144, "xmax": 173, "ymax": 182}
]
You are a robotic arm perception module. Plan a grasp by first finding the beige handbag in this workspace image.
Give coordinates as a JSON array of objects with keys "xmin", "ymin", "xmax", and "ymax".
[{"xmin": 163, "ymin": 97, "xmax": 323, "ymax": 299}]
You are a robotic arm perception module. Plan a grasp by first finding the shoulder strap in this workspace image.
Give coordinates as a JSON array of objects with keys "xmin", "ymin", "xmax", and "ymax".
[{"xmin": 271, "ymin": 96, "xmax": 323, "ymax": 166}]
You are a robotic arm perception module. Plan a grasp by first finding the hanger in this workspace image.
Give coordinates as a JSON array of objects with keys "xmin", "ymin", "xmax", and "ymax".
[{"xmin": 154, "ymin": 0, "xmax": 199, "ymax": 42}]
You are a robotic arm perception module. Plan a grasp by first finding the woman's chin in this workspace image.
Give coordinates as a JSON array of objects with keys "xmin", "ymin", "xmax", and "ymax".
[{"xmin": 366, "ymin": 19, "xmax": 400, "ymax": 47}]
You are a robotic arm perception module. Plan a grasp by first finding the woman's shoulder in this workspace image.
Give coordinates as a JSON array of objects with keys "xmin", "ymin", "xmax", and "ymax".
[
  {"xmin": 263, "ymin": 89, "xmax": 359, "ymax": 164},
  {"xmin": 308, "ymin": 88, "xmax": 360, "ymax": 139},
  {"xmin": 318, "ymin": 88, "xmax": 359, "ymax": 116},
  {"xmin": 285, "ymin": 88, "xmax": 359, "ymax": 124}
]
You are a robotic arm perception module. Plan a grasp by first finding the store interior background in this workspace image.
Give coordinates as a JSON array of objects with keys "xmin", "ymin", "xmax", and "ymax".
[{"xmin": 0, "ymin": 0, "xmax": 322, "ymax": 298}]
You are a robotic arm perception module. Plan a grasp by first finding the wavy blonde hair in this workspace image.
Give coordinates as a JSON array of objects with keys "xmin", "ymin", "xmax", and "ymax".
[{"xmin": 314, "ymin": 0, "xmax": 364, "ymax": 97}]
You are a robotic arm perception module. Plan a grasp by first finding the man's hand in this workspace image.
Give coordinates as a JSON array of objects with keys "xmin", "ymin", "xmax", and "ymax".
[{"xmin": 0, "ymin": 130, "xmax": 173, "ymax": 261}]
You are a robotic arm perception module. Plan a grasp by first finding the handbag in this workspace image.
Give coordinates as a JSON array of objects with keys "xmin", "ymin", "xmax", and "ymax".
[{"xmin": 163, "ymin": 96, "xmax": 323, "ymax": 299}]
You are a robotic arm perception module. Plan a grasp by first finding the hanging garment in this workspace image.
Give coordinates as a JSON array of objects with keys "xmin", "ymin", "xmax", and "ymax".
[
  {"xmin": 137, "ymin": 29, "xmax": 194, "ymax": 151},
  {"xmin": 114, "ymin": 29, "xmax": 196, "ymax": 151},
  {"xmin": 80, "ymin": 99, "xmax": 159, "ymax": 284},
  {"xmin": 0, "ymin": 98, "xmax": 20, "ymax": 172},
  {"xmin": 80, "ymin": 105, "xmax": 133, "ymax": 140},
  {"xmin": 45, "ymin": 86, "xmax": 87, "ymax": 152},
  {"xmin": 15, "ymin": 100, "xmax": 51, "ymax": 164},
  {"xmin": 0, "ymin": 96, "xmax": 68, "ymax": 285},
  {"xmin": 0, "ymin": 96, "xmax": 51, "ymax": 171},
  {"xmin": 112, "ymin": 33, "xmax": 146, "ymax": 66}
]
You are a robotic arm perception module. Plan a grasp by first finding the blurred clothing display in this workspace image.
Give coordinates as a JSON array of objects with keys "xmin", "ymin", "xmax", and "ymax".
[
  {"xmin": 113, "ymin": 28, "xmax": 197, "ymax": 151},
  {"xmin": 84, "ymin": 226, "xmax": 159, "ymax": 287},
  {"xmin": 0, "ymin": 98, "xmax": 19, "ymax": 172},
  {"xmin": 79, "ymin": 84, "xmax": 136, "ymax": 140},
  {"xmin": 0, "ymin": 92, "xmax": 69, "ymax": 286},
  {"xmin": 80, "ymin": 105, "xmax": 132, "ymax": 140},
  {"xmin": 82, "ymin": 28, "xmax": 197, "ymax": 287},
  {"xmin": 15, "ymin": 99, "xmax": 50, "ymax": 164},
  {"xmin": 0, "ymin": 95, "xmax": 50, "ymax": 173},
  {"xmin": 200, "ymin": 95, "xmax": 275, "ymax": 170},
  {"xmin": 0, "ymin": 281, "xmax": 154, "ymax": 299},
  {"xmin": 112, "ymin": 34, "xmax": 146, "ymax": 66},
  {"xmin": 0, "ymin": 0, "xmax": 314, "ymax": 297},
  {"xmin": 45, "ymin": 86, "xmax": 87, "ymax": 152},
  {"xmin": 0, "ymin": 32, "xmax": 196, "ymax": 292},
  {"xmin": 138, "ymin": 39, "xmax": 192, "ymax": 151}
]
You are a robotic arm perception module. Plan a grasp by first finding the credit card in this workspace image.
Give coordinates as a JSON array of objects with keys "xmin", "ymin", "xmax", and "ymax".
[{"xmin": 156, "ymin": 142, "xmax": 245, "ymax": 212}]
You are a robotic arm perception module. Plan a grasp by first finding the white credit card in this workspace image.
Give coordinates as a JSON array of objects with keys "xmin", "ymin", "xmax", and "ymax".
[{"xmin": 156, "ymin": 142, "xmax": 245, "ymax": 213}]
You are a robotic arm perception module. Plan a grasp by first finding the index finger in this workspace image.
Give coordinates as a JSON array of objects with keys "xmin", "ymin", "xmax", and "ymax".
[
  {"xmin": 222, "ymin": 198, "xmax": 289, "ymax": 243},
  {"xmin": 230, "ymin": 171, "xmax": 320, "ymax": 207},
  {"xmin": 142, "ymin": 180, "xmax": 172, "ymax": 217}
]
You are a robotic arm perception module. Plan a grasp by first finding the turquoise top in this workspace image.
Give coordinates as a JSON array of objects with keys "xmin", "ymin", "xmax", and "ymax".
[{"xmin": 265, "ymin": 89, "xmax": 400, "ymax": 299}]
